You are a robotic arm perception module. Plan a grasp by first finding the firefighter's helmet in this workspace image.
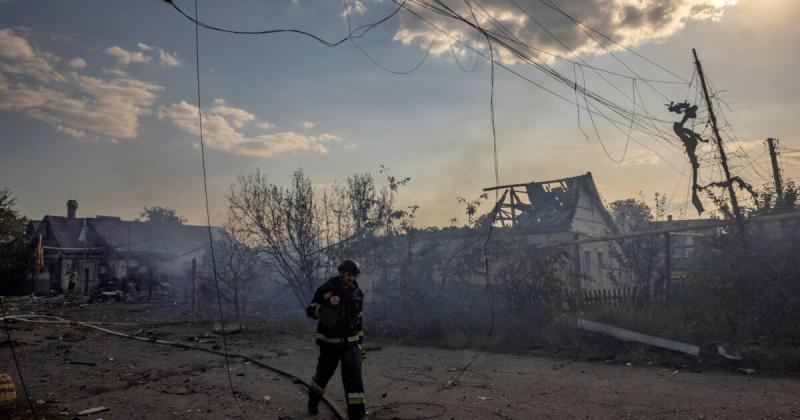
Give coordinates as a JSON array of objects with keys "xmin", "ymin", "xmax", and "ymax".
[{"xmin": 338, "ymin": 259, "xmax": 361, "ymax": 276}]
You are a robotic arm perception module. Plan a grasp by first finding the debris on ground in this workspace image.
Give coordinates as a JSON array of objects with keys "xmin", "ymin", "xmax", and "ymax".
[{"xmin": 77, "ymin": 406, "xmax": 109, "ymax": 416}]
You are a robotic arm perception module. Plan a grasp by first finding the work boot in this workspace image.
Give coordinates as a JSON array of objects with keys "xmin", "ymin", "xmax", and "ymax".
[
  {"xmin": 308, "ymin": 392, "xmax": 320, "ymax": 415},
  {"xmin": 347, "ymin": 406, "xmax": 365, "ymax": 420}
]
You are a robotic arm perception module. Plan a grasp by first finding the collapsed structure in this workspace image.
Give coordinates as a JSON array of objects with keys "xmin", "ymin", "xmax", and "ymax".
[
  {"xmin": 484, "ymin": 172, "xmax": 626, "ymax": 291},
  {"xmin": 25, "ymin": 200, "xmax": 220, "ymax": 296},
  {"xmin": 361, "ymin": 172, "xmax": 634, "ymax": 306}
]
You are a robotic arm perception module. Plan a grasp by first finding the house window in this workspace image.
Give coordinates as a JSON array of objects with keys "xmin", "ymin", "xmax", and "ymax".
[
  {"xmin": 597, "ymin": 251, "xmax": 605, "ymax": 280},
  {"xmin": 583, "ymin": 250, "xmax": 592, "ymax": 280}
]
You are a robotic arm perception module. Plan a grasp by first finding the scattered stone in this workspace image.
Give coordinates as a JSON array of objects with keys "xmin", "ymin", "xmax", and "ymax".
[{"xmin": 161, "ymin": 386, "xmax": 194, "ymax": 395}]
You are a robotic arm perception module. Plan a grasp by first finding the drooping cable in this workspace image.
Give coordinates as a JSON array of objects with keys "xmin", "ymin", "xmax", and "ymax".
[
  {"xmin": 169, "ymin": 0, "xmax": 405, "ymax": 47},
  {"xmin": 488, "ymin": 34, "xmax": 500, "ymax": 190},
  {"xmin": 191, "ymin": 1, "xmax": 248, "ymax": 417},
  {"xmin": 0, "ymin": 296, "xmax": 37, "ymax": 418},
  {"xmin": 400, "ymin": 0, "xmax": 685, "ymax": 148},
  {"xmin": 537, "ymin": 0, "xmax": 689, "ymax": 84},
  {"xmin": 345, "ymin": 6, "xmax": 435, "ymax": 75}
]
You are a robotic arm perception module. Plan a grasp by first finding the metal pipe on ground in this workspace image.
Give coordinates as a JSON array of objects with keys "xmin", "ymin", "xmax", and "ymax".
[{"xmin": 1, "ymin": 315, "xmax": 346, "ymax": 419}]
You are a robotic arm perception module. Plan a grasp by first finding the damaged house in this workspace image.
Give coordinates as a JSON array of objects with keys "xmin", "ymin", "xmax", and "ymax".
[
  {"xmin": 25, "ymin": 200, "xmax": 221, "ymax": 296},
  {"xmin": 363, "ymin": 172, "xmax": 631, "ymax": 304},
  {"xmin": 483, "ymin": 171, "xmax": 628, "ymax": 291}
]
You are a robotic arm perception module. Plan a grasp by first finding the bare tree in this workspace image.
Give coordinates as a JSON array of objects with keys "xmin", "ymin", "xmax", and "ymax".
[
  {"xmin": 227, "ymin": 170, "xmax": 322, "ymax": 308},
  {"xmin": 202, "ymin": 219, "xmax": 262, "ymax": 325},
  {"xmin": 226, "ymin": 168, "xmax": 411, "ymax": 309}
]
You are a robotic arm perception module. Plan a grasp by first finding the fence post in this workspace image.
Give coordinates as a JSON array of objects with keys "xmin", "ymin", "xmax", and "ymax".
[
  {"xmin": 664, "ymin": 232, "xmax": 672, "ymax": 304},
  {"xmin": 191, "ymin": 258, "xmax": 198, "ymax": 324}
]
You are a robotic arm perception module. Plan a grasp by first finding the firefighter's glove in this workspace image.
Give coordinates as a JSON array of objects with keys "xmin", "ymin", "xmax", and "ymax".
[{"xmin": 358, "ymin": 344, "xmax": 367, "ymax": 362}]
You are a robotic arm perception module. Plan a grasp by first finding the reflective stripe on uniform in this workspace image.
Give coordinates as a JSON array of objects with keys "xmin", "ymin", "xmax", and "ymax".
[
  {"xmin": 309, "ymin": 302, "xmax": 321, "ymax": 317},
  {"xmin": 323, "ymin": 292, "xmax": 333, "ymax": 299},
  {"xmin": 310, "ymin": 379, "xmax": 325, "ymax": 395},
  {"xmin": 346, "ymin": 392, "xmax": 365, "ymax": 405},
  {"xmin": 316, "ymin": 333, "xmax": 361, "ymax": 344}
]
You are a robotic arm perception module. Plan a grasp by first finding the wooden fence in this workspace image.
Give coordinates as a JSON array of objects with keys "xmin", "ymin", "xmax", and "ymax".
[
  {"xmin": 372, "ymin": 283, "xmax": 680, "ymax": 312},
  {"xmin": 567, "ymin": 286, "xmax": 673, "ymax": 308}
]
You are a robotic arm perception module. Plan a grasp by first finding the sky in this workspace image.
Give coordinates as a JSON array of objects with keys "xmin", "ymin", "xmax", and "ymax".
[{"xmin": 1, "ymin": 0, "xmax": 798, "ymax": 227}]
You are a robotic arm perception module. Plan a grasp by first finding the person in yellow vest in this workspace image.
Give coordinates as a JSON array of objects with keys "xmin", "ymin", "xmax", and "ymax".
[{"xmin": 67, "ymin": 269, "xmax": 78, "ymax": 293}]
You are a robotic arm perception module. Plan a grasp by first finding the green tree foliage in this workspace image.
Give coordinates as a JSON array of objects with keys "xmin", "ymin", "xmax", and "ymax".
[
  {"xmin": 139, "ymin": 206, "xmax": 186, "ymax": 224},
  {"xmin": 608, "ymin": 193, "xmax": 666, "ymax": 290},
  {"xmin": 748, "ymin": 181, "xmax": 798, "ymax": 216},
  {"xmin": 0, "ymin": 188, "xmax": 29, "ymax": 293},
  {"xmin": 687, "ymin": 182, "xmax": 800, "ymax": 345}
]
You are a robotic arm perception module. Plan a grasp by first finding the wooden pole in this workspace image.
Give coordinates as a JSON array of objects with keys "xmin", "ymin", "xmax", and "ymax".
[
  {"xmin": 664, "ymin": 232, "xmax": 672, "ymax": 303},
  {"xmin": 191, "ymin": 258, "xmax": 198, "ymax": 324},
  {"xmin": 693, "ymin": 48, "xmax": 744, "ymax": 234},
  {"xmin": 767, "ymin": 138, "xmax": 784, "ymax": 206},
  {"xmin": 509, "ymin": 188, "xmax": 517, "ymax": 227}
]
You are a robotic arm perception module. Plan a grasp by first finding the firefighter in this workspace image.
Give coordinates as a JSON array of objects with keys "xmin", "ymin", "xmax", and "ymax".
[{"xmin": 306, "ymin": 259, "xmax": 366, "ymax": 419}]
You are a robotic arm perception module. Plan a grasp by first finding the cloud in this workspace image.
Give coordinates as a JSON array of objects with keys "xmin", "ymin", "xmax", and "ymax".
[
  {"xmin": 256, "ymin": 121, "xmax": 275, "ymax": 130},
  {"xmin": 105, "ymin": 45, "xmax": 151, "ymax": 66},
  {"xmin": 158, "ymin": 100, "xmax": 342, "ymax": 157},
  {"xmin": 0, "ymin": 28, "xmax": 165, "ymax": 140},
  {"xmin": 209, "ymin": 100, "xmax": 256, "ymax": 128},
  {"xmin": 0, "ymin": 28, "xmax": 34, "ymax": 59},
  {"xmin": 136, "ymin": 42, "xmax": 155, "ymax": 51},
  {"xmin": 0, "ymin": 28, "xmax": 63, "ymax": 82},
  {"xmin": 727, "ymin": 140, "xmax": 763, "ymax": 153},
  {"xmin": 783, "ymin": 150, "xmax": 800, "ymax": 167},
  {"xmin": 303, "ymin": 121, "xmax": 316, "ymax": 129},
  {"xmin": 57, "ymin": 125, "xmax": 87, "ymax": 140},
  {"xmin": 158, "ymin": 49, "xmax": 182, "ymax": 67},
  {"xmin": 68, "ymin": 57, "xmax": 86, "ymax": 69},
  {"xmin": 341, "ymin": 0, "xmax": 367, "ymax": 17},
  {"xmin": 138, "ymin": 42, "xmax": 182, "ymax": 67},
  {"xmin": 101, "ymin": 67, "xmax": 128, "ymax": 77},
  {"xmin": 391, "ymin": 0, "xmax": 737, "ymax": 65},
  {"xmin": 620, "ymin": 149, "xmax": 661, "ymax": 166}
]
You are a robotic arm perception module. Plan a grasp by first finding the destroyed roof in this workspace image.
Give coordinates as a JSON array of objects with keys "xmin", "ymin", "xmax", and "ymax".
[
  {"xmin": 501, "ymin": 172, "xmax": 615, "ymax": 234},
  {"xmin": 91, "ymin": 218, "xmax": 222, "ymax": 255},
  {"xmin": 37, "ymin": 216, "xmax": 95, "ymax": 248},
  {"xmin": 33, "ymin": 215, "xmax": 222, "ymax": 256}
]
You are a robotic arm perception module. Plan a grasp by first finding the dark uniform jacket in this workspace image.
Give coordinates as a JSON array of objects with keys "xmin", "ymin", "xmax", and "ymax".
[{"xmin": 306, "ymin": 276, "xmax": 364, "ymax": 345}]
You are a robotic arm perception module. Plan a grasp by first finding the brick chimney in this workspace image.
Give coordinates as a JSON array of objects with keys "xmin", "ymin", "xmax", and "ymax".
[{"xmin": 67, "ymin": 200, "xmax": 78, "ymax": 219}]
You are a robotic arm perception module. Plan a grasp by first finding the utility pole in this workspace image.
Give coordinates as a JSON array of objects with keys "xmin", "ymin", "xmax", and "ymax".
[
  {"xmin": 767, "ymin": 138, "xmax": 784, "ymax": 206},
  {"xmin": 693, "ymin": 48, "xmax": 744, "ymax": 230}
]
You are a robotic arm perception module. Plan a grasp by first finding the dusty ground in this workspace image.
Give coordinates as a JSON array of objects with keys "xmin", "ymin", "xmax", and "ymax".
[{"xmin": 1, "ymin": 298, "xmax": 799, "ymax": 419}]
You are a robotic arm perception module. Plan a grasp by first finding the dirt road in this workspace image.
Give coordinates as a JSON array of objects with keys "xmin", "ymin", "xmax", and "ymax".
[{"xmin": 1, "ymin": 300, "xmax": 798, "ymax": 419}]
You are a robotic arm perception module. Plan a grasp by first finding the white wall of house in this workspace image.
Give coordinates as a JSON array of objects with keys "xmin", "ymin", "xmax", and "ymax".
[{"xmin": 573, "ymin": 188, "xmax": 636, "ymax": 290}]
